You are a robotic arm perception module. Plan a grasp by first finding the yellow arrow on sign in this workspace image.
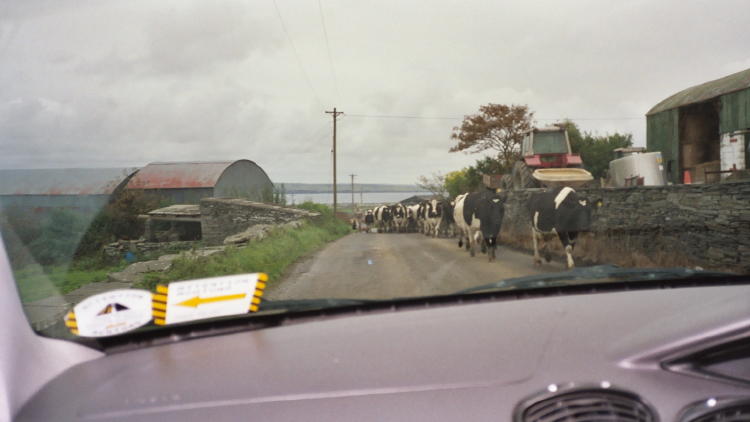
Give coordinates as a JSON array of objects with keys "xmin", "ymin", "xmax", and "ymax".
[{"xmin": 176, "ymin": 293, "xmax": 247, "ymax": 308}]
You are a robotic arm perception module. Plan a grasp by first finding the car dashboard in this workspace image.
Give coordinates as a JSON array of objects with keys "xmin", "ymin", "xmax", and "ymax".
[{"xmin": 15, "ymin": 284, "xmax": 750, "ymax": 421}]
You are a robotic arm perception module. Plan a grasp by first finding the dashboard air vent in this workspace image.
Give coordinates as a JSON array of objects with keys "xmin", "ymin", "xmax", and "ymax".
[
  {"xmin": 679, "ymin": 397, "xmax": 750, "ymax": 422},
  {"xmin": 514, "ymin": 384, "xmax": 657, "ymax": 422}
]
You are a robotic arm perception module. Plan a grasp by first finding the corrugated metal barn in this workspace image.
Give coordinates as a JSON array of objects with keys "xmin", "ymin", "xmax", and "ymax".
[
  {"xmin": 0, "ymin": 168, "xmax": 137, "ymax": 213},
  {"xmin": 125, "ymin": 160, "xmax": 274, "ymax": 204},
  {"xmin": 647, "ymin": 68, "xmax": 750, "ymax": 183}
]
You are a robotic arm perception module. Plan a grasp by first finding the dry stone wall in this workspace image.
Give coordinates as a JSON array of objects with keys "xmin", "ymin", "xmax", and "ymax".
[
  {"xmin": 499, "ymin": 181, "xmax": 750, "ymax": 273},
  {"xmin": 201, "ymin": 198, "xmax": 320, "ymax": 245}
]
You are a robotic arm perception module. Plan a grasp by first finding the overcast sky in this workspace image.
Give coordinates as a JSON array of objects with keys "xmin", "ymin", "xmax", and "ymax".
[{"xmin": 1, "ymin": 0, "xmax": 749, "ymax": 184}]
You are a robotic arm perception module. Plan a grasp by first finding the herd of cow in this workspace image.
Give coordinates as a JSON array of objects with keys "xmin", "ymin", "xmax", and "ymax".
[{"xmin": 358, "ymin": 186, "xmax": 596, "ymax": 269}]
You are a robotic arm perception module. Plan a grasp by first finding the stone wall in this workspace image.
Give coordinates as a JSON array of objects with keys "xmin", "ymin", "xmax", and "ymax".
[
  {"xmin": 499, "ymin": 181, "xmax": 750, "ymax": 273},
  {"xmin": 103, "ymin": 239, "xmax": 199, "ymax": 259},
  {"xmin": 200, "ymin": 198, "xmax": 320, "ymax": 245}
]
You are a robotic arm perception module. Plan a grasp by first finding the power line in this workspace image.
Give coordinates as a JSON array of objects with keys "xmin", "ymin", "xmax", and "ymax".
[
  {"xmin": 345, "ymin": 113, "xmax": 643, "ymax": 121},
  {"xmin": 346, "ymin": 114, "xmax": 461, "ymax": 120},
  {"xmin": 537, "ymin": 117, "xmax": 642, "ymax": 121},
  {"xmin": 271, "ymin": 0, "xmax": 323, "ymax": 109},
  {"xmin": 317, "ymin": 0, "xmax": 340, "ymax": 104}
]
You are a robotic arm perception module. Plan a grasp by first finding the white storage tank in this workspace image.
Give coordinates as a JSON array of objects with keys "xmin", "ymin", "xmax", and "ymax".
[
  {"xmin": 608, "ymin": 148, "xmax": 667, "ymax": 187},
  {"xmin": 720, "ymin": 130, "xmax": 750, "ymax": 179}
]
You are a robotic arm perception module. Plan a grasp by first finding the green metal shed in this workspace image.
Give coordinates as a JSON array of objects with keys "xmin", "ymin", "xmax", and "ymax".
[{"xmin": 646, "ymin": 68, "xmax": 750, "ymax": 183}]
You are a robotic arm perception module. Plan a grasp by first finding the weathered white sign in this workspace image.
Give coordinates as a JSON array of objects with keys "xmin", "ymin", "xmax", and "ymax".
[
  {"xmin": 69, "ymin": 289, "xmax": 153, "ymax": 337},
  {"xmin": 154, "ymin": 273, "xmax": 265, "ymax": 325}
]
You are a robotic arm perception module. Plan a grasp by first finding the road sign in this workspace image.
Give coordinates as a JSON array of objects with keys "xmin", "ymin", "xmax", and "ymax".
[
  {"xmin": 152, "ymin": 273, "xmax": 267, "ymax": 325},
  {"xmin": 66, "ymin": 289, "xmax": 153, "ymax": 337}
]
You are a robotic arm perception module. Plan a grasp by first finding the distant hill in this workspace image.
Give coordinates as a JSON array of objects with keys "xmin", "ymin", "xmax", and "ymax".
[{"xmin": 276, "ymin": 183, "xmax": 427, "ymax": 194}]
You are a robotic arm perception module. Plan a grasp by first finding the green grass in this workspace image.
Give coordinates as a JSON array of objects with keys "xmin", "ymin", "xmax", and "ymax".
[
  {"xmin": 137, "ymin": 211, "xmax": 350, "ymax": 291},
  {"xmin": 14, "ymin": 259, "xmax": 128, "ymax": 303},
  {"xmin": 13, "ymin": 202, "xmax": 350, "ymax": 300}
]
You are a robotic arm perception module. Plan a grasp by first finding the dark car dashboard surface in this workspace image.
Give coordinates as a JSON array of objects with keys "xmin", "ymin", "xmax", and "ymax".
[{"xmin": 16, "ymin": 284, "xmax": 750, "ymax": 421}]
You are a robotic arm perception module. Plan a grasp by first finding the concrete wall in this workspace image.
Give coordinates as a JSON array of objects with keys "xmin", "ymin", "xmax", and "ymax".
[
  {"xmin": 200, "ymin": 198, "xmax": 319, "ymax": 245},
  {"xmin": 499, "ymin": 182, "xmax": 750, "ymax": 273}
]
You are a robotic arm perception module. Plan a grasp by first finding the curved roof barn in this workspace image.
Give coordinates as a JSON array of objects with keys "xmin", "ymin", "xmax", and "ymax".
[
  {"xmin": 647, "ymin": 68, "xmax": 750, "ymax": 115},
  {"xmin": 0, "ymin": 168, "xmax": 137, "ymax": 196},
  {"xmin": 125, "ymin": 160, "xmax": 274, "ymax": 203},
  {"xmin": 0, "ymin": 168, "xmax": 138, "ymax": 211}
]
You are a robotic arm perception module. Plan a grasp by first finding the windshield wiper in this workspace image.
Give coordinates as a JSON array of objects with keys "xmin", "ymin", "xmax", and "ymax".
[
  {"xmin": 259, "ymin": 298, "xmax": 379, "ymax": 312},
  {"xmin": 455, "ymin": 264, "xmax": 736, "ymax": 294}
]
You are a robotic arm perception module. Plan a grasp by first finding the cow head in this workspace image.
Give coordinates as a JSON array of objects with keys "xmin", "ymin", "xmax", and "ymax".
[
  {"xmin": 429, "ymin": 199, "xmax": 441, "ymax": 218},
  {"xmin": 555, "ymin": 189, "xmax": 592, "ymax": 232}
]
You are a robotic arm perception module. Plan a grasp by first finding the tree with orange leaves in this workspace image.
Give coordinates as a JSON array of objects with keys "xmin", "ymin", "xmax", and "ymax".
[{"xmin": 450, "ymin": 104, "xmax": 534, "ymax": 168}]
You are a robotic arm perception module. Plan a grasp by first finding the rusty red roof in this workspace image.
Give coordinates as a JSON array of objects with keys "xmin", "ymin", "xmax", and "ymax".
[
  {"xmin": 125, "ymin": 161, "xmax": 234, "ymax": 190},
  {"xmin": 0, "ymin": 168, "xmax": 137, "ymax": 196}
]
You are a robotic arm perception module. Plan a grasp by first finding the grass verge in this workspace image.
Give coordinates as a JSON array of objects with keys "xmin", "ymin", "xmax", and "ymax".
[
  {"xmin": 14, "ymin": 257, "xmax": 128, "ymax": 303},
  {"xmin": 136, "ymin": 203, "xmax": 351, "ymax": 291}
]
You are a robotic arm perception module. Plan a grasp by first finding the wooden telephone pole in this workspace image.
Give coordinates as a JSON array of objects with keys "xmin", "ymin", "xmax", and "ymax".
[{"xmin": 325, "ymin": 107, "xmax": 344, "ymax": 214}]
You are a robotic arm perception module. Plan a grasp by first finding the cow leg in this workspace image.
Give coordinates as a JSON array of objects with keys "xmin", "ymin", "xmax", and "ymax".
[
  {"xmin": 532, "ymin": 228, "xmax": 542, "ymax": 266},
  {"xmin": 468, "ymin": 229, "xmax": 476, "ymax": 257},
  {"xmin": 558, "ymin": 232, "xmax": 576, "ymax": 269}
]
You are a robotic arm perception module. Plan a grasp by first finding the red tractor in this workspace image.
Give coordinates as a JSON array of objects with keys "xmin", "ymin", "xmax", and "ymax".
[{"xmin": 505, "ymin": 126, "xmax": 593, "ymax": 190}]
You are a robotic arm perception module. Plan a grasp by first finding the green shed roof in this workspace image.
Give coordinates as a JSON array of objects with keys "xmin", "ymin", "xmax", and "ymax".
[{"xmin": 647, "ymin": 68, "xmax": 750, "ymax": 115}]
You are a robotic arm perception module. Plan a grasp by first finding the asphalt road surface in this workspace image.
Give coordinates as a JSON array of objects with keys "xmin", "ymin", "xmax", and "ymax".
[{"xmin": 268, "ymin": 232, "xmax": 566, "ymax": 300}]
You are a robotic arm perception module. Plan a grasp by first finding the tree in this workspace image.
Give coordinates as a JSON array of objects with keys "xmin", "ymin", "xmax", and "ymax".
[
  {"xmin": 444, "ymin": 156, "xmax": 508, "ymax": 198},
  {"xmin": 560, "ymin": 120, "xmax": 633, "ymax": 179},
  {"xmin": 444, "ymin": 170, "xmax": 473, "ymax": 199},
  {"xmin": 416, "ymin": 172, "xmax": 447, "ymax": 197},
  {"xmin": 450, "ymin": 103, "xmax": 534, "ymax": 166}
]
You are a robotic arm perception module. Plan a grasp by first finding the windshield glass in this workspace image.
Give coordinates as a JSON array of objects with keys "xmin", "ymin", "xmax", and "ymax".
[
  {"xmin": 532, "ymin": 131, "xmax": 569, "ymax": 154},
  {"xmin": 1, "ymin": 1, "xmax": 748, "ymax": 342}
]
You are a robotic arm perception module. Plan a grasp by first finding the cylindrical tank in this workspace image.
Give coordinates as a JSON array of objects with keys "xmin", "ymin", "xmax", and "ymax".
[{"xmin": 608, "ymin": 152, "xmax": 666, "ymax": 187}]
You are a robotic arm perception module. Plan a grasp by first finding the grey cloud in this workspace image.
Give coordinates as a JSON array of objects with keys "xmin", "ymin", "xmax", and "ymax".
[{"xmin": 1, "ymin": 1, "xmax": 750, "ymax": 184}]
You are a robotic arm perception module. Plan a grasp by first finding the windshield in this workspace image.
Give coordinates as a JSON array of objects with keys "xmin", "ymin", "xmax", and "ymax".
[
  {"xmin": 532, "ymin": 131, "xmax": 569, "ymax": 154},
  {"xmin": 1, "ymin": 1, "xmax": 748, "ymax": 343}
]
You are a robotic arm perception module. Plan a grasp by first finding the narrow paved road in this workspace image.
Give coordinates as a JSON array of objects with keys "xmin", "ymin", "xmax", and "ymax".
[{"xmin": 268, "ymin": 232, "xmax": 566, "ymax": 300}]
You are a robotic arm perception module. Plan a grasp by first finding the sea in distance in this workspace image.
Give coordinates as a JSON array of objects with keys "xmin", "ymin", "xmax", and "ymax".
[{"xmin": 285, "ymin": 191, "xmax": 427, "ymax": 205}]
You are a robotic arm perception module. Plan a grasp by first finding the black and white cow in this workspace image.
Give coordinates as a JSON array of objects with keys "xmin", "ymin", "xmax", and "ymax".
[
  {"xmin": 374, "ymin": 205, "xmax": 392, "ymax": 233},
  {"xmin": 453, "ymin": 190, "xmax": 505, "ymax": 261},
  {"xmin": 423, "ymin": 199, "xmax": 443, "ymax": 237},
  {"xmin": 406, "ymin": 204, "xmax": 421, "ymax": 232},
  {"xmin": 390, "ymin": 203, "xmax": 407, "ymax": 233},
  {"xmin": 416, "ymin": 201, "xmax": 429, "ymax": 235},
  {"xmin": 438, "ymin": 199, "xmax": 455, "ymax": 237},
  {"xmin": 363, "ymin": 209, "xmax": 375, "ymax": 233},
  {"xmin": 527, "ymin": 186, "xmax": 594, "ymax": 269}
]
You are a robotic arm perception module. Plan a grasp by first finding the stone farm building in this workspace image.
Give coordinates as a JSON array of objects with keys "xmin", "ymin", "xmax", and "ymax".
[{"xmin": 647, "ymin": 67, "xmax": 750, "ymax": 184}]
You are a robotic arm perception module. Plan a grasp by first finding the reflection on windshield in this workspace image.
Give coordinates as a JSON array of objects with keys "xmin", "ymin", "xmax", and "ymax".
[{"xmin": 1, "ymin": 2, "xmax": 749, "ymax": 341}]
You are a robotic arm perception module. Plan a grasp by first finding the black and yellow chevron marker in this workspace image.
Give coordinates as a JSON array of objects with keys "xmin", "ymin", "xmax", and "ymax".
[
  {"xmin": 152, "ymin": 284, "xmax": 169, "ymax": 325},
  {"xmin": 64, "ymin": 311, "xmax": 79, "ymax": 335},
  {"xmin": 249, "ymin": 273, "xmax": 268, "ymax": 312}
]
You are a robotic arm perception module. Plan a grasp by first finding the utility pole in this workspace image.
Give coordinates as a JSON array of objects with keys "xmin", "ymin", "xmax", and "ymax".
[
  {"xmin": 349, "ymin": 174, "xmax": 356, "ymax": 217},
  {"xmin": 325, "ymin": 107, "xmax": 344, "ymax": 214}
]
